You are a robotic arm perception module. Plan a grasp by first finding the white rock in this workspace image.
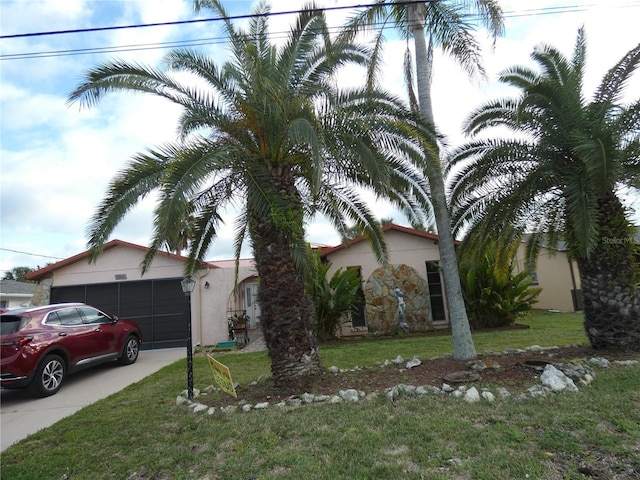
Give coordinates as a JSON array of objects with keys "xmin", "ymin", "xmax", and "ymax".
[
  {"xmin": 464, "ymin": 387, "xmax": 481, "ymax": 403},
  {"xmin": 329, "ymin": 395, "xmax": 343, "ymax": 404},
  {"xmin": 242, "ymin": 404, "xmax": 253, "ymax": 413},
  {"xmin": 497, "ymin": 387, "xmax": 511, "ymax": 398},
  {"xmin": 221, "ymin": 405, "xmax": 238, "ymax": 413},
  {"xmin": 406, "ymin": 356, "xmax": 422, "ymax": 369},
  {"xmin": 526, "ymin": 345, "xmax": 544, "ymax": 352},
  {"xmin": 176, "ymin": 396, "xmax": 188, "ymax": 406},
  {"xmin": 286, "ymin": 398, "xmax": 302, "ymax": 407},
  {"xmin": 314, "ymin": 395, "xmax": 329, "ymax": 402},
  {"xmin": 481, "ymin": 391, "xmax": 496, "ymax": 402},
  {"xmin": 254, "ymin": 402, "xmax": 269, "ymax": 410},
  {"xmin": 328, "ymin": 365, "xmax": 340, "ymax": 374},
  {"xmin": 300, "ymin": 392, "xmax": 315, "ymax": 404},
  {"xmin": 207, "ymin": 407, "xmax": 216, "ymax": 416},
  {"xmin": 193, "ymin": 404, "xmax": 208, "ymax": 413},
  {"xmin": 339, "ymin": 389, "xmax": 360, "ymax": 402},
  {"xmin": 441, "ymin": 383, "xmax": 454, "ymax": 393},
  {"xmin": 541, "ymin": 364, "xmax": 578, "ymax": 392},
  {"xmin": 588, "ymin": 357, "xmax": 611, "ymax": 368},
  {"xmin": 392, "ymin": 355, "xmax": 405, "ymax": 364}
]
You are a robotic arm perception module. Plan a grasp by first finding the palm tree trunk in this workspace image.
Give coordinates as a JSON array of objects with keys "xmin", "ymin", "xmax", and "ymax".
[
  {"xmin": 577, "ymin": 192, "xmax": 640, "ymax": 351},
  {"xmin": 248, "ymin": 174, "xmax": 322, "ymax": 387},
  {"xmin": 409, "ymin": 4, "xmax": 477, "ymax": 360}
]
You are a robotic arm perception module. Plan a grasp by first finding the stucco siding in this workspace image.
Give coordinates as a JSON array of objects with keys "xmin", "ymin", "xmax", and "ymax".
[
  {"xmin": 515, "ymin": 246, "xmax": 581, "ymax": 312},
  {"xmin": 51, "ymin": 247, "xmax": 186, "ymax": 286},
  {"xmin": 197, "ymin": 263, "xmax": 258, "ymax": 347}
]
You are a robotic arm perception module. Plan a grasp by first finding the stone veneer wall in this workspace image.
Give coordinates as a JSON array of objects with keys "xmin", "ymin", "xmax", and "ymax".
[{"xmin": 364, "ymin": 264, "xmax": 433, "ymax": 334}]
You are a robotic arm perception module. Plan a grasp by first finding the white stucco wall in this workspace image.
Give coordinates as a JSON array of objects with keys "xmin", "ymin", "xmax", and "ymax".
[
  {"xmin": 515, "ymin": 246, "xmax": 581, "ymax": 312},
  {"xmin": 197, "ymin": 262, "xmax": 259, "ymax": 346},
  {"xmin": 324, "ymin": 229, "xmax": 441, "ymax": 281},
  {"xmin": 50, "ymin": 247, "xmax": 186, "ymax": 286}
]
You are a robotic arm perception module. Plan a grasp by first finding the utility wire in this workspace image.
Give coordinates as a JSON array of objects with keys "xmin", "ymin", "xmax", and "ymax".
[
  {"xmin": 0, "ymin": 1, "xmax": 431, "ymax": 39},
  {"xmin": 1, "ymin": 1, "xmax": 639, "ymax": 61},
  {"xmin": 0, "ymin": 248, "xmax": 64, "ymax": 260}
]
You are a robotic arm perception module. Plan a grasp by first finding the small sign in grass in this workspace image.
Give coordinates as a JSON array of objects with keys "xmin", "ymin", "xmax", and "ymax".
[{"xmin": 207, "ymin": 355, "xmax": 237, "ymax": 398}]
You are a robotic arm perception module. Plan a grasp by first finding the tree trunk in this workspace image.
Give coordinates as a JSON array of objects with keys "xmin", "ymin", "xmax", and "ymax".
[
  {"xmin": 248, "ymin": 173, "xmax": 322, "ymax": 387},
  {"xmin": 577, "ymin": 192, "xmax": 640, "ymax": 351},
  {"xmin": 409, "ymin": 4, "xmax": 477, "ymax": 360}
]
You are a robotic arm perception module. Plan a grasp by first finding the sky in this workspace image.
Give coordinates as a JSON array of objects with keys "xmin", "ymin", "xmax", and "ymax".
[{"xmin": 1, "ymin": 0, "xmax": 639, "ymax": 277}]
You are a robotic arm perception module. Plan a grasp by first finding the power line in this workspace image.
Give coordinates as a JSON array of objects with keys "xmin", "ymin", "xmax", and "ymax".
[
  {"xmin": 0, "ymin": 248, "xmax": 64, "ymax": 260},
  {"xmin": 1, "ymin": 1, "xmax": 638, "ymax": 61},
  {"xmin": 0, "ymin": 1, "xmax": 430, "ymax": 39}
]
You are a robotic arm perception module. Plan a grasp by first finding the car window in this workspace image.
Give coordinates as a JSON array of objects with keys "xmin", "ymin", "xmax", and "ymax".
[
  {"xmin": 50, "ymin": 308, "xmax": 83, "ymax": 326},
  {"xmin": 0, "ymin": 315, "xmax": 30, "ymax": 335},
  {"xmin": 78, "ymin": 307, "xmax": 111, "ymax": 324}
]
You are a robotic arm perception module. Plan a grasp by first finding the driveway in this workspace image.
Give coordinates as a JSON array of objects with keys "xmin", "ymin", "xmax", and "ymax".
[{"xmin": 0, "ymin": 348, "xmax": 184, "ymax": 452}]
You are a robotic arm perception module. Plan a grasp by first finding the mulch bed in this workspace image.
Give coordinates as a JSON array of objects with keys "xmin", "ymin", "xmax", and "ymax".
[{"xmin": 199, "ymin": 345, "xmax": 639, "ymax": 408}]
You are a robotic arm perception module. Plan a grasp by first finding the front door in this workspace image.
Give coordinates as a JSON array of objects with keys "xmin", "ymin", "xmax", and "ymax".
[{"xmin": 244, "ymin": 283, "xmax": 260, "ymax": 329}]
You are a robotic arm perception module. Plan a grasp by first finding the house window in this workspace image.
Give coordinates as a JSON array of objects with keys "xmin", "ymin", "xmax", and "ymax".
[
  {"xmin": 348, "ymin": 266, "xmax": 366, "ymax": 327},
  {"xmin": 426, "ymin": 261, "xmax": 446, "ymax": 322},
  {"xmin": 0, "ymin": 300, "xmax": 7, "ymax": 308}
]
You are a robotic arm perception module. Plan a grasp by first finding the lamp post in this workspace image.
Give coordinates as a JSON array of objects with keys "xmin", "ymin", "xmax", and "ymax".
[{"xmin": 180, "ymin": 275, "xmax": 196, "ymax": 400}]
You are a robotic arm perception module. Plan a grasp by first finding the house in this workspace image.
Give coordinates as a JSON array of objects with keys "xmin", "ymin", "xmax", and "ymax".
[
  {"xmin": 514, "ymin": 226, "xmax": 640, "ymax": 312},
  {"xmin": 25, "ymin": 240, "xmax": 258, "ymax": 350},
  {"xmin": 24, "ymin": 223, "xmax": 597, "ymax": 349},
  {"xmin": 319, "ymin": 224, "xmax": 449, "ymax": 336},
  {"xmin": 0, "ymin": 279, "xmax": 37, "ymax": 310}
]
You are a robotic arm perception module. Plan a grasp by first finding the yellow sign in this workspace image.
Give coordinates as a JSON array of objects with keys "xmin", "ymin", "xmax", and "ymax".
[{"xmin": 207, "ymin": 355, "xmax": 237, "ymax": 398}]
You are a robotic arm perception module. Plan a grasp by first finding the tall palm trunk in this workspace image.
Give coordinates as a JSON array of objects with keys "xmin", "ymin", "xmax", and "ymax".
[
  {"xmin": 577, "ymin": 191, "xmax": 640, "ymax": 350},
  {"xmin": 409, "ymin": 4, "xmax": 477, "ymax": 360},
  {"xmin": 248, "ymin": 172, "xmax": 322, "ymax": 387}
]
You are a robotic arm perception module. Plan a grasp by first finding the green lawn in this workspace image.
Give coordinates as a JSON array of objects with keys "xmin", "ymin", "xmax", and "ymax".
[{"xmin": 2, "ymin": 310, "xmax": 639, "ymax": 480}]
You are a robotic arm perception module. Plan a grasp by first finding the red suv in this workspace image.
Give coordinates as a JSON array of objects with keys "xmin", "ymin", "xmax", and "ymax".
[{"xmin": 1, "ymin": 303, "xmax": 142, "ymax": 397}]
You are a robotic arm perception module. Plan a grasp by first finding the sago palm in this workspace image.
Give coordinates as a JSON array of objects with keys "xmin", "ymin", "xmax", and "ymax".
[
  {"xmin": 68, "ymin": 0, "xmax": 437, "ymax": 385},
  {"xmin": 343, "ymin": 0, "xmax": 504, "ymax": 360},
  {"xmin": 449, "ymin": 29, "xmax": 640, "ymax": 351}
]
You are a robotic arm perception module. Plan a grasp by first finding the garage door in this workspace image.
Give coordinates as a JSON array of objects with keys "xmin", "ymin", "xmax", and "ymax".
[{"xmin": 51, "ymin": 278, "xmax": 186, "ymax": 350}]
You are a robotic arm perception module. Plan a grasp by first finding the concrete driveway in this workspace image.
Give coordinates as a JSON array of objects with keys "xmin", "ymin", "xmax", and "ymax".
[{"xmin": 0, "ymin": 348, "xmax": 184, "ymax": 452}]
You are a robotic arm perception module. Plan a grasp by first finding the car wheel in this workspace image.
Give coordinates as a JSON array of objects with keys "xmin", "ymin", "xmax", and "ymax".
[
  {"xmin": 118, "ymin": 335, "xmax": 140, "ymax": 365},
  {"xmin": 29, "ymin": 354, "xmax": 65, "ymax": 397}
]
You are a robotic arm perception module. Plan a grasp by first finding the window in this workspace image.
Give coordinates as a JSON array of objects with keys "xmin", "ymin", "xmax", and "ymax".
[
  {"xmin": 49, "ymin": 308, "xmax": 83, "ymax": 326},
  {"xmin": 78, "ymin": 307, "xmax": 110, "ymax": 324},
  {"xmin": 348, "ymin": 266, "xmax": 366, "ymax": 327},
  {"xmin": 426, "ymin": 262, "xmax": 447, "ymax": 322},
  {"xmin": 530, "ymin": 272, "xmax": 539, "ymax": 285}
]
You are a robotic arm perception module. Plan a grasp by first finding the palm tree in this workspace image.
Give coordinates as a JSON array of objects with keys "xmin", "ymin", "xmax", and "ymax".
[
  {"xmin": 343, "ymin": 0, "xmax": 504, "ymax": 360},
  {"xmin": 449, "ymin": 29, "xmax": 640, "ymax": 351},
  {"xmin": 68, "ymin": 0, "xmax": 437, "ymax": 386}
]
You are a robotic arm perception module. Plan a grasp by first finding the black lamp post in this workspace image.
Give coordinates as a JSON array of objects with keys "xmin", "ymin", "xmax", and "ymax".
[{"xmin": 180, "ymin": 275, "xmax": 196, "ymax": 400}]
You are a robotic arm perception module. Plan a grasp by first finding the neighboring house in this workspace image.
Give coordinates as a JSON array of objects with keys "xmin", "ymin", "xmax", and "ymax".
[
  {"xmin": 0, "ymin": 279, "xmax": 37, "ymax": 309},
  {"xmin": 514, "ymin": 245, "xmax": 581, "ymax": 312},
  {"xmin": 514, "ymin": 226, "xmax": 639, "ymax": 312}
]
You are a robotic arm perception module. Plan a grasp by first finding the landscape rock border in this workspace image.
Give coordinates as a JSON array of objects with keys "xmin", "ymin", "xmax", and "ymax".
[{"xmin": 174, "ymin": 345, "xmax": 639, "ymax": 415}]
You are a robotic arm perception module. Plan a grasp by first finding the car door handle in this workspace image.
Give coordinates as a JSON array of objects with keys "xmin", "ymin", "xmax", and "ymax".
[
  {"xmin": 94, "ymin": 328, "xmax": 102, "ymax": 333},
  {"xmin": 59, "ymin": 332, "xmax": 67, "ymax": 337}
]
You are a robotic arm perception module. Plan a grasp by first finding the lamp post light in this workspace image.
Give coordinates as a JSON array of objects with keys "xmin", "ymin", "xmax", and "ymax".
[{"xmin": 180, "ymin": 275, "xmax": 196, "ymax": 401}]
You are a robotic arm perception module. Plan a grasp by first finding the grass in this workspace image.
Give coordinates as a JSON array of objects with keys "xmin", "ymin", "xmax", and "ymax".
[{"xmin": 2, "ymin": 310, "xmax": 639, "ymax": 480}]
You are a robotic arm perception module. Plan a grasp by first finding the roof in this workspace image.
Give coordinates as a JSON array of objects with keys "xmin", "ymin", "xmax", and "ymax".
[
  {"xmin": 318, "ymin": 223, "xmax": 441, "ymax": 257},
  {"xmin": 207, "ymin": 258, "xmax": 256, "ymax": 269},
  {"xmin": 0, "ymin": 279, "xmax": 37, "ymax": 295},
  {"xmin": 24, "ymin": 239, "xmax": 210, "ymax": 282}
]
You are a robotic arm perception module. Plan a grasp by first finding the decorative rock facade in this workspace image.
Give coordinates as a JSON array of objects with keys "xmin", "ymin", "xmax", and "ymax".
[{"xmin": 364, "ymin": 264, "xmax": 434, "ymax": 334}]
